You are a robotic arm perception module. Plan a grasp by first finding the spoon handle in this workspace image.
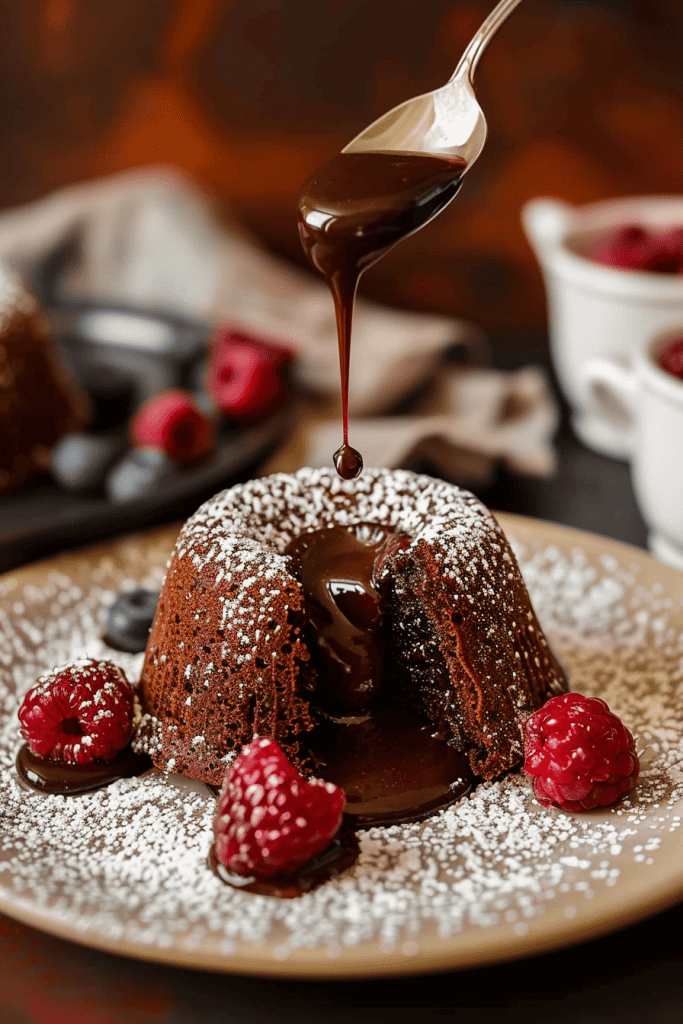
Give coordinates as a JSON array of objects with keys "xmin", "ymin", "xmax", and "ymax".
[{"xmin": 450, "ymin": 0, "xmax": 524, "ymax": 84}]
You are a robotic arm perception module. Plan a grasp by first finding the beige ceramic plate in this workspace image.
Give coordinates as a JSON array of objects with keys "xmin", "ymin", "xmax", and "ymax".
[{"xmin": 0, "ymin": 514, "xmax": 681, "ymax": 978}]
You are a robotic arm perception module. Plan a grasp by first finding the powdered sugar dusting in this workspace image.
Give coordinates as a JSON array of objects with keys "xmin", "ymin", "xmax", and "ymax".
[
  {"xmin": 0, "ymin": 520, "xmax": 681, "ymax": 973},
  {"xmin": 176, "ymin": 468, "xmax": 498, "ymax": 573}
]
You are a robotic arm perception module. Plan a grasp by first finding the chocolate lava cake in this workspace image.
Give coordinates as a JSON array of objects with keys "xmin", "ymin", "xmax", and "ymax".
[
  {"xmin": 0, "ymin": 262, "xmax": 87, "ymax": 492},
  {"xmin": 137, "ymin": 468, "xmax": 567, "ymax": 793}
]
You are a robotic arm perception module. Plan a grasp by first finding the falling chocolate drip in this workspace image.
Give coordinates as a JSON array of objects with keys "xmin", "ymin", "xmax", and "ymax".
[{"xmin": 333, "ymin": 444, "xmax": 363, "ymax": 481}]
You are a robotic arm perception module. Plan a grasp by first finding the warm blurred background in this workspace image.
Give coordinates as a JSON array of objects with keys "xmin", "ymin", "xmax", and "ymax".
[{"xmin": 2, "ymin": 0, "xmax": 681, "ymax": 341}]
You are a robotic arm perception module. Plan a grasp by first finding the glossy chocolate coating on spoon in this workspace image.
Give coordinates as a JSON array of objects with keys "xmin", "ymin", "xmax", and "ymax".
[{"xmin": 298, "ymin": 151, "xmax": 467, "ymax": 478}]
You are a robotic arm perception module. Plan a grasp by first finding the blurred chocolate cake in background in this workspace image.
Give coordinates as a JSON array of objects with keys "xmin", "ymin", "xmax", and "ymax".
[{"xmin": 0, "ymin": 263, "xmax": 87, "ymax": 493}]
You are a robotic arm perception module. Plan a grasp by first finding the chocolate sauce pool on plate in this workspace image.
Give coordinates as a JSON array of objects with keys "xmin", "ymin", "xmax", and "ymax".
[
  {"xmin": 319, "ymin": 711, "xmax": 473, "ymax": 827},
  {"xmin": 209, "ymin": 823, "xmax": 360, "ymax": 899},
  {"xmin": 16, "ymin": 743, "xmax": 151, "ymax": 795},
  {"xmin": 298, "ymin": 151, "xmax": 467, "ymax": 478}
]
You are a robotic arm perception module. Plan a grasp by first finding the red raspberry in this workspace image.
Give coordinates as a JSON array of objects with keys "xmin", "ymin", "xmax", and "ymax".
[
  {"xmin": 213, "ymin": 737, "xmax": 345, "ymax": 878},
  {"xmin": 592, "ymin": 224, "xmax": 683, "ymax": 273},
  {"xmin": 523, "ymin": 693, "xmax": 639, "ymax": 812},
  {"xmin": 18, "ymin": 660, "xmax": 134, "ymax": 764},
  {"xmin": 650, "ymin": 226, "xmax": 683, "ymax": 274},
  {"xmin": 207, "ymin": 329, "xmax": 292, "ymax": 422},
  {"xmin": 130, "ymin": 390, "xmax": 214, "ymax": 464},
  {"xmin": 659, "ymin": 337, "xmax": 683, "ymax": 380},
  {"xmin": 592, "ymin": 224, "xmax": 656, "ymax": 272}
]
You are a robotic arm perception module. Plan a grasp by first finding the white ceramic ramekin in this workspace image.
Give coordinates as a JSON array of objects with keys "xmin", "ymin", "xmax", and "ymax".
[
  {"xmin": 580, "ymin": 330, "xmax": 683, "ymax": 570},
  {"xmin": 523, "ymin": 195, "xmax": 683, "ymax": 459}
]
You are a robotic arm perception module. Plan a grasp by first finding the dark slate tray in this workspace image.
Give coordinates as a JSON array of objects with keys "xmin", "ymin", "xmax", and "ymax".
[
  {"xmin": 0, "ymin": 295, "xmax": 292, "ymax": 571},
  {"xmin": 0, "ymin": 407, "xmax": 288, "ymax": 574}
]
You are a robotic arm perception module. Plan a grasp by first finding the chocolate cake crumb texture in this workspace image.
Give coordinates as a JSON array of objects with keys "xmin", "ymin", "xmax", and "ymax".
[{"xmin": 0, "ymin": 520, "xmax": 681, "ymax": 966}]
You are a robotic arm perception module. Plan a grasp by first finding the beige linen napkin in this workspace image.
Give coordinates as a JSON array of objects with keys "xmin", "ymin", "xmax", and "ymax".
[
  {"xmin": 0, "ymin": 166, "xmax": 557, "ymax": 480},
  {"xmin": 262, "ymin": 365, "xmax": 557, "ymax": 482}
]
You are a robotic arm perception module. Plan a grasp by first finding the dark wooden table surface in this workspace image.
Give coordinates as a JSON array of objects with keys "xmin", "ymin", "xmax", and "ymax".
[{"xmin": 2, "ymin": 349, "xmax": 679, "ymax": 1024}]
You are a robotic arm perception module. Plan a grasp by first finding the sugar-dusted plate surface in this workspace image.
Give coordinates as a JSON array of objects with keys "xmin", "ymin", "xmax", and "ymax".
[{"xmin": 0, "ymin": 515, "xmax": 681, "ymax": 978}]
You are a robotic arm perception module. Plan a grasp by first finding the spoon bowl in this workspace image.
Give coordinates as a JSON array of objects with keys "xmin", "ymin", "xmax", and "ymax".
[{"xmin": 343, "ymin": 0, "xmax": 523, "ymax": 169}]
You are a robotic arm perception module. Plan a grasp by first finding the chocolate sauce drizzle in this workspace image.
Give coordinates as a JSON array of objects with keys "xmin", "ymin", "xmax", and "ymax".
[
  {"xmin": 298, "ymin": 151, "xmax": 467, "ymax": 479},
  {"xmin": 16, "ymin": 743, "xmax": 150, "ymax": 796}
]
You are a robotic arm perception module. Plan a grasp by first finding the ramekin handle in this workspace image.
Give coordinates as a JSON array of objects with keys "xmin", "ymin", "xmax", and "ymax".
[
  {"xmin": 521, "ymin": 198, "xmax": 574, "ymax": 259},
  {"xmin": 578, "ymin": 357, "xmax": 640, "ymax": 442}
]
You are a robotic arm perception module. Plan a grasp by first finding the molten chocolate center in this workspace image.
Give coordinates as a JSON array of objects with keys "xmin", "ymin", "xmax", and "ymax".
[
  {"xmin": 287, "ymin": 524, "xmax": 474, "ymax": 826},
  {"xmin": 286, "ymin": 524, "xmax": 406, "ymax": 713}
]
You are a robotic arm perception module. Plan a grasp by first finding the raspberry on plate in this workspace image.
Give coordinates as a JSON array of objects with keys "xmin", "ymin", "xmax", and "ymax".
[
  {"xmin": 18, "ymin": 659, "xmax": 134, "ymax": 765},
  {"xmin": 523, "ymin": 693, "xmax": 639, "ymax": 812},
  {"xmin": 207, "ymin": 329, "xmax": 293, "ymax": 422},
  {"xmin": 130, "ymin": 389, "xmax": 214, "ymax": 464},
  {"xmin": 213, "ymin": 736, "xmax": 345, "ymax": 878}
]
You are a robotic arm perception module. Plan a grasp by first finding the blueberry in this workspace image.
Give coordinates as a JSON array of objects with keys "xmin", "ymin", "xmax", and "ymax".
[
  {"xmin": 105, "ymin": 447, "xmax": 175, "ymax": 503},
  {"xmin": 51, "ymin": 431, "xmax": 127, "ymax": 492},
  {"xmin": 105, "ymin": 588, "xmax": 159, "ymax": 653}
]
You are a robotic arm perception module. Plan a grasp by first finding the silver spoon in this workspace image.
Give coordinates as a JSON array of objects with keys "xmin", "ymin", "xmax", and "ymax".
[{"xmin": 342, "ymin": 0, "xmax": 524, "ymax": 168}]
